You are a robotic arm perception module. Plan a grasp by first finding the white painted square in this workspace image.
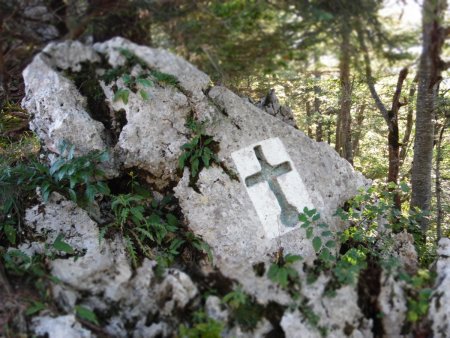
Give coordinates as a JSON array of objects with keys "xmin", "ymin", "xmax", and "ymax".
[{"xmin": 231, "ymin": 137, "xmax": 314, "ymax": 239}]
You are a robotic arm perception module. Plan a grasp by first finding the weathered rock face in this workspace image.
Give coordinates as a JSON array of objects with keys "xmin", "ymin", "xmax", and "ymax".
[
  {"xmin": 429, "ymin": 238, "xmax": 450, "ymax": 338},
  {"xmin": 255, "ymin": 89, "xmax": 297, "ymax": 128},
  {"xmin": 20, "ymin": 37, "xmax": 441, "ymax": 338}
]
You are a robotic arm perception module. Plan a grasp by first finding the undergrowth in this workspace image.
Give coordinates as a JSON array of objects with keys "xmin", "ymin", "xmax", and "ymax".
[
  {"xmin": 178, "ymin": 118, "xmax": 219, "ymax": 184},
  {"xmin": 263, "ymin": 182, "xmax": 436, "ymax": 336}
]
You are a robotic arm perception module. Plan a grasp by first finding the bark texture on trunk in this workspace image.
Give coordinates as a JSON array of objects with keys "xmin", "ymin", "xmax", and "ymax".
[
  {"xmin": 435, "ymin": 118, "xmax": 447, "ymax": 242},
  {"xmin": 337, "ymin": 24, "xmax": 353, "ymax": 165},
  {"xmin": 411, "ymin": 0, "xmax": 448, "ymax": 232},
  {"xmin": 352, "ymin": 104, "xmax": 366, "ymax": 158},
  {"xmin": 400, "ymin": 82, "xmax": 417, "ymax": 166},
  {"xmin": 306, "ymin": 100, "xmax": 313, "ymax": 138},
  {"xmin": 314, "ymin": 55, "xmax": 323, "ymax": 142}
]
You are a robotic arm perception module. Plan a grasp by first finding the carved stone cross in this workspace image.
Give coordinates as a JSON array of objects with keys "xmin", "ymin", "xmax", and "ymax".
[
  {"xmin": 232, "ymin": 138, "xmax": 315, "ymax": 239},
  {"xmin": 245, "ymin": 145, "xmax": 299, "ymax": 228}
]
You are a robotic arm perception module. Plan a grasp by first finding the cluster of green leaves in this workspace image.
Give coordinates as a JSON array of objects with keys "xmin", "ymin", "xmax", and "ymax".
[
  {"xmin": 2, "ymin": 233, "xmax": 76, "ymax": 316},
  {"xmin": 41, "ymin": 142, "xmax": 110, "ymax": 205},
  {"xmin": 399, "ymin": 269, "xmax": 433, "ymax": 324},
  {"xmin": 104, "ymin": 185, "xmax": 211, "ymax": 269},
  {"xmin": 222, "ymin": 286, "xmax": 263, "ymax": 330},
  {"xmin": 179, "ymin": 310, "xmax": 224, "ymax": 338},
  {"xmin": 299, "ymin": 207, "xmax": 365, "ymax": 288},
  {"xmin": 179, "ymin": 118, "xmax": 219, "ymax": 179},
  {"xmin": 101, "ymin": 48, "xmax": 178, "ymax": 104},
  {"xmin": 0, "ymin": 142, "xmax": 110, "ymax": 247},
  {"xmin": 299, "ymin": 207, "xmax": 336, "ymax": 266},
  {"xmin": 267, "ymin": 250, "xmax": 302, "ymax": 289},
  {"xmin": 298, "ymin": 299, "xmax": 328, "ymax": 337}
]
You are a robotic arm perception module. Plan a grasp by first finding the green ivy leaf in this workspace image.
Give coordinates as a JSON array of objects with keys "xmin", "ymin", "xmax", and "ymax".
[
  {"xmin": 75, "ymin": 305, "xmax": 99, "ymax": 325},
  {"xmin": 202, "ymin": 152, "xmax": 211, "ymax": 167},
  {"xmin": 298, "ymin": 213, "xmax": 308, "ymax": 222},
  {"xmin": 325, "ymin": 240, "xmax": 336, "ymax": 248},
  {"xmin": 191, "ymin": 158, "xmax": 199, "ymax": 177},
  {"xmin": 26, "ymin": 301, "xmax": 46, "ymax": 316},
  {"xmin": 4, "ymin": 223, "xmax": 16, "ymax": 244},
  {"xmin": 312, "ymin": 236, "xmax": 322, "ymax": 252},
  {"xmin": 321, "ymin": 230, "xmax": 333, "ymax": 237},
  {"xmin": 306, "ymin": 227, "xmax": 313, "ymax": 239},
  {"xmin": 136, "ymin": 77, "xmax": 153, "ymax": 87},
  {"xmin": 113, "ymin": 88, "xmax": 130, "ymax": 104},
  {"xmin": 140, "ymin": 89, "xmax": 150, "ymax": 101},
  {"xmin": 52, "ymin": 234, "xmax": 75, "ymax": 254}
]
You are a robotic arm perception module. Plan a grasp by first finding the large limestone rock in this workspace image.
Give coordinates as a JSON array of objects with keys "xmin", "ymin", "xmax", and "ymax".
[
  {"xmin": 21, "ymin": 37, "xmax": 435, "ymax": 338},
  {"xmin": 429, "ymin": 238, "xmax": 450, "ymax": 338},
  {"xmin": 22, "ymin": 193, "xmax": 198, "ymax": 337}
]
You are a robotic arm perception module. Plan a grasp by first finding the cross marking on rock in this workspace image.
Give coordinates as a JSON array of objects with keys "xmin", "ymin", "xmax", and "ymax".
[{"xmin": 244, "ymin": 145, "xmax": 299, "ymax": 228}]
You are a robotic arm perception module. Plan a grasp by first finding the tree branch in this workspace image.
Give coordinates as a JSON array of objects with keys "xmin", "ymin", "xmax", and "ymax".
[
  {"xmin": 356, "ymin": 26, "xmax": 390, "ymax": 126},
  {"xmin": 390, "ymin": 67, "xmax": 409, "ymax": 116}
]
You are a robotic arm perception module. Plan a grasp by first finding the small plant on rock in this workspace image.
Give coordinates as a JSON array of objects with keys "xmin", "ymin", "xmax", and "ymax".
[
  {"xmin": 101, "ymin": 48, "xmax": 179, "ymax": 104},
  {"xmin": 179, "ymin": 310, "xmax": 224, "ymax": 338},
  {"xmin": 223, "ymin": 286, "xmax": 264, "ymax": 330},
  {"xmin": 105, "ymin": 188, "xmax": 212, "ymax": 269},
  {"xmin": 267, "ymin": 248, "xmax": 302, "ymax": 289},
  {"xmin": 179, "ymin": 118, "xmax": 219, "ymax": 180}
]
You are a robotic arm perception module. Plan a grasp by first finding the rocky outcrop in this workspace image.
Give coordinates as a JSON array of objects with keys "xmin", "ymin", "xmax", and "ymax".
[
  {"xmin": 255, "ymin": 89, "xmax": 297, "ymax": 128},
  {"xmin": 18, "ymin": 37, "xmax": 443, "ymax": 338},
  {"xmin": 429, "ymin": 238, "xmax": 450, "ymax": 338}
]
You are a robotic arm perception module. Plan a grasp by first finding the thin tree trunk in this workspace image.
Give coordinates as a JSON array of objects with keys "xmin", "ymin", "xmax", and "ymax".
[
  {"xmin": 352, "ymin": 104, "xmax": 366, "ymax": 157},
  {"xmin": 305, "ymin": 100, "xmax": 313, "ymax": 138},
  {"xmin": 400, "ymin": 81, "xmax": 417, "ymax": 166},
  {"xmin": 337, "ymin": 24, "xmax": 353, "ymax": 164},
  {"xmin": 411, "ymin": 0, "xmax": 448, "ymax": 233},
  {"xmin": 435, "ymin": 117, "xmax": 447, "ymax": 242},
  {"xmin": 314, "ymin": 54, "xmax": 323, "ymax": 142},
  {"xmin": 388, "ymin": 68, "xmax": 408, "ymax": 188},
  {"xmin": 358, "ymin": 26, "xmax": 408, "ymax": 187}
]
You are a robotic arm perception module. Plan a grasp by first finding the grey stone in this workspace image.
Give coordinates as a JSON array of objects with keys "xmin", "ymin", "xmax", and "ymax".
[
  {"xmin": 205, "ymin": 296, "xmax": 229, "ymax": 322},
  {"xmin": 174, "ymin": 85, "xmax": 369, "ymax": 304},
  {"xmin": 227, "ymin": 318, "xmax": 273, "ymax": 338},
  {"xmin": 155, "ymin": 269, "xmax": 199, "ymax": 315},
  {"xmin": 255, "ymin": 89, "xmax": 297, "ymax": 128},
  {"xmin": 93, "ymin": 37, "xmax": 211, "ymax": 99},
  {"xmin": 24, "ymin": 193, "xmax": 132, "ymax": 299},
  {"xmin": 22, "ymin": 41, "xmax": 107, "ymax": 155},
  {"xmin": 429, "ymin": 238, "xmax": 450, "ymax": 338},
  {"xmin": 32, "ymin": 315, "xmax": 92, "ymax": 338},
  {"xmin": 133, "ymin": 321, "xmax": 171, "ymax": 338},
  {"xmin": 378, "ymin": 273, "xmax": 408, "ymax": 338}
]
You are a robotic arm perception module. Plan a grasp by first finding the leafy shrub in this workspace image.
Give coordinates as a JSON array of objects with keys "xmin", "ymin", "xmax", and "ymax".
[
  {"xmin": 179, "ymin": 311, "xmax": 224, "ymax": 338},
  {"xmin": 267, "ymin": 250, "xmax": 302, "ymax": 289},
  {"xmin": 101, "ymin": 48, "xmax": 179, "ymax": 104},
  {"xmin": 222, "ymin": 286, "xmax": 264, "ymax": 330},
  {"xmin": 400, "ymin": 269, "xmax": 433, "ymax": 323},
  {"xmin": 179, "ymin": 118, "xmax": 219, "ymax": 180},
  {"xmin": 105, "ymin": 189, "xmax": 211, "ymax": 269},
  {"xmin": 299, "ymin": 207, "xmax": 336, "ymax": 268},
  {"xmin": 1, "ymin": 142, "xmax": 110, "ymax": 246}
]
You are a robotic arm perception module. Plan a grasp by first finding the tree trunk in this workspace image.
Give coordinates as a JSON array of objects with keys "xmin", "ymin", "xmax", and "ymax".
[
  {"xmin": 337, "ymin": 24, "xmax": 353, "ymax": 164},
  {"xmin": 400, "ymin": 81, "xmax": 417, "ymax": 166},
  {"xmin": 314, "ymin": 54, "xmax": 323, "ymax": 142},
  {"xmin": 435, "ymin": 117, "xmax": 447, "ymax": 242},
  {"xmin": 411, "ymin": 0, "xmax": 448, "ymax": 232},
  {"xmin": 388, "ymin": 68, "xmax": 408, "ymax": 187},
  {"xmin": 358, "ymin": 25, "xmax": 408, "ymax": 190},
  {"xmin": 305, "ymin": 100, "xmax": 313, "ymax": 138},
  {"xmin": 352, "ymin": 104, "xmax": 366, "ymax": 157}
]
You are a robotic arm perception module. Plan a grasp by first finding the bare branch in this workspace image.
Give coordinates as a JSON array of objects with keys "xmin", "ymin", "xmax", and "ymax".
[
  {"xmin": 356, "ymin": 26, "xmax": 390, "ymax": 125},
  {"xmin": 390, "ymin": 67, "xmax": 409, "ymax": 116}
]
